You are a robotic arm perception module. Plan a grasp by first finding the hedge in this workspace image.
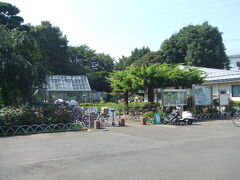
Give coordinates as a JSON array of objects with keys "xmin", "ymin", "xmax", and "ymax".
[{"xmin": 0, "ymin": 106, "xmax": 72, "ymax": 128}]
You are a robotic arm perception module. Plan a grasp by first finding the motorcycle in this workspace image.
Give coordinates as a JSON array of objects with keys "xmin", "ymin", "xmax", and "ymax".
[
  {"xmin": 181, "ymin": 111, "xmax": 194, "ymax": 125},
  {"xmin": 162, "ymin": 111, "xmax": 181, "ymax": 125},
  {"xmin": 161, "ymin": 106, "xmax": 195, "ymax": 125}
]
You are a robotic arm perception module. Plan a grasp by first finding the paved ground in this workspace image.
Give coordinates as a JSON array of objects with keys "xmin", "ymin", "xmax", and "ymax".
[{"xmin": 0, "ymin": 119, "xmax": 240, "ymax": 180}]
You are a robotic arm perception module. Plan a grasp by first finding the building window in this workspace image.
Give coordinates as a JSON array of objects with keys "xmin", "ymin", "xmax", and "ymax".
[
  {"xmin": 219, "ymin": 89, "xmax": 227, "ymax": 95},
  {"xmin": 232, "ymin": 85, "xmax": 240, "ymax": 97}
]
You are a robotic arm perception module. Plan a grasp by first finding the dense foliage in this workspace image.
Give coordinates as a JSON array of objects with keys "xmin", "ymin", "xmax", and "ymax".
[
  {"xmin": 115, "ymin": 47, "xmax": 151, "ymax": 70},
  {"xmin": 132, "ymin": 51, "xmax": 163, "ymax": 67},
  {"xmin": 0, "ymin": 106, "xmax": 72, "ymax": 128},
  {"xmin": 160, "ymin": 22, "xmax": 229, "ymax": 69},
  {"xmin": 0, "ymin": 26, "xmax": 48, "ymax": 105},
  {"xmin": 0, "ymin": 2, "xmax": 24, "ymax": 30},
  {"xmin": 30, "ymin": 21, "xmax": 68, "ymax": 74},
  {"xmin": 66, "ymin": 45, "xmax": 114, "ymax": 92}
]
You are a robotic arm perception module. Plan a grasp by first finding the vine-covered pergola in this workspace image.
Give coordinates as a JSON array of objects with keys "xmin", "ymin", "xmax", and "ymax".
[{"xmin": 109, "ymin": 64, "xmax": 205, "ymax": 106}]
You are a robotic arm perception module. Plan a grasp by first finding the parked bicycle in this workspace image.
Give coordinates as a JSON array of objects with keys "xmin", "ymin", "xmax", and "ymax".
[
  {"xmin": 70, "ymin": 106, "xmax": 87, "ymax": 127},
  {"xmin": 96, "ymin": 111, "xmax": 111, "ymax": 128},
  {"xmin": 232, "ymin": 107, "xmax": 240, "ymax": 127}
]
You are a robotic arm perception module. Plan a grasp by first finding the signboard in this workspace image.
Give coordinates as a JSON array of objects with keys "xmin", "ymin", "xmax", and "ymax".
[
  {"xmin": 163, "ymin": 90, "xmax": 187, "ymax": 106},
  {"xmin": 193, "ymin": 86, "xmax": 212, "ymax": 106},
  {"xmin": 220, "ymin": 95, "xmax": 229, "ymax": 106}
]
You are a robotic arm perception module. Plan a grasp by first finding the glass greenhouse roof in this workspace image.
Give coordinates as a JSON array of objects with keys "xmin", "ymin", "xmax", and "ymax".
[
  {"xmin": 47, "ymin": 75, "xmax": 91, "ymax": 91},
  {"xmin": 199, "ymin": 67, "xmax": 240, "ymax": 83}
]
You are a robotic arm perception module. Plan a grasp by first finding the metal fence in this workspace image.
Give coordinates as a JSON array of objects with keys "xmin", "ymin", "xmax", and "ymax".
[
  {"xmin": 0, "ymin": 122, "xmax": 86, "ymax": 136},
  {"xmin": 194, "ymin": 112, "xmax": 232, "ymax": 120}
]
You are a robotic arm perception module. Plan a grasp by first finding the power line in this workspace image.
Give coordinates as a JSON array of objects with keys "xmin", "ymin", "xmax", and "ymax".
[
  {"xmin": 80, "ymin": 3, "xmax": 239, "ymax": 38},
  {"xmin": 224, "ymin": 39, "xmax": 240, "ymax": 42}
]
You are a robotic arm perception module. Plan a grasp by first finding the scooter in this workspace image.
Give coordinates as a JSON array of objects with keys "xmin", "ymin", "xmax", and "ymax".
[
  {"xmin": 181, "ymin": 111, "xmax": 194, "ymax": 125},
  {"xmin": 162, "ymin": 106, "xmax": 195, "ymax": 125},
  {"xmin": 162, "ymin": 111, "xmax": 181, "ymax": 125}
]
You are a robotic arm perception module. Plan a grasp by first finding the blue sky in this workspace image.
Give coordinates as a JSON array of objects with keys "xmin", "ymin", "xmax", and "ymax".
[{"xmin": 5, "ymin": 0, "xmax": 240, "ymax": 59}]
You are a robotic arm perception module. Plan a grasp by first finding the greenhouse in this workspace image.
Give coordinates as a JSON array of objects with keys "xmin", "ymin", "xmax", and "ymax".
[{"xmin": 46, "ymin": 75, "xmax": 105, "ymax": 102}]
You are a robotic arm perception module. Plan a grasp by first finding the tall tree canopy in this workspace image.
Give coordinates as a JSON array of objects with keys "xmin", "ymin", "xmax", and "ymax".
[
  {"xmin": 115, "ymin": 46, "xmax": 151, "ymax": 70},
  {"xmin": 66, "ymin": 45, "xmax": 114, "ymax": 92},
  {"xmin": 0, "ymin": 26, "xmax": 48, "ymax": 105},
  {"xmin": 0, "ymin": 2, "xmax": 24, "ymax": 30},
  {"xmin": 67, "ymin": 45, "xmax": 114, "ymax": 73},
  {"xmin": 30, "ymin": 21, "xmax": 68, "ymax": 74},
  {"xmin": 132, "ymin": 51, "xmax": 163, "ymax": 67},
  {"xmin": 161, "ymin": 22, "xmax": 229, "ymax": 69}
]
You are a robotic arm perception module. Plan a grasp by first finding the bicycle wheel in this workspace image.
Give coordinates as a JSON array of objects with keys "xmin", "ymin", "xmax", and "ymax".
[
  {"xmin": 98, "ymin": 115, "xmax": 106, "ymax": 128},
  {"xmin": 81, "ymin": 115, "xmax": 90, "ymax": 127},
  {"xmin": 233, "ymin": 115, "xmax": 240, "ymax": 127}
]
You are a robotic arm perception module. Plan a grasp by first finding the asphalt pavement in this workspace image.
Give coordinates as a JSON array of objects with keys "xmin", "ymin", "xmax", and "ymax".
[{"xmin": 0, "ymin": 119, "xmax": 240, "ymax": 180}]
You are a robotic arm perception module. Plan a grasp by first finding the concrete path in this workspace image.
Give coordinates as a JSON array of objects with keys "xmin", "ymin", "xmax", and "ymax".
[{"xmin": 0, "ymin": 120, "xmax": 240, "ymax": 180}]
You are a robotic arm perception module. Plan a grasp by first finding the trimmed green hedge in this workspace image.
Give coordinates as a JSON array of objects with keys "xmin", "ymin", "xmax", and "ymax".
[
  {"xmin": 230, "ymin": 101, "xmax": 240, "ymax": 106},
  {"xmin": 80, "ymin": 102, "xmax": 160, "ymax": 110}
]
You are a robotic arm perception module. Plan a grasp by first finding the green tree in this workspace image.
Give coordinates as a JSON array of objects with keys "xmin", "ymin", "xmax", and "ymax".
[
  {"xmin": 30, "ymin": 21, "xmax": 68, "ymax": 74},
  {"xmin": 67, "ymin": 45, "xmax": 114, "ymax": 72},
  {"xmin": 67, "ymin": 45, "xmax": 97, "ymax": 71},
  {"xmin": 115, "ymin": 46, "xmax": 151, "ymax": 70},
  {"xmin": 135, "ymin": 64, "xmax": 173, "ymax": 102},
  {"xmin": 87, "ymin": 71, "xmax": 111, "ymax": 92},
  {"xmin": 161, "ymin": 22, "xmax": 229, "ymax": 69},
  {"xmin": 96, "ymin": 53, "xmax": 114, "ymax": 72},
  {"xmin": 132, "ymin": 51, "xmax": 163, "ymax": 67},
  {"xmin": 66, "ymin": 45, "xmax": 114, "ymax": 92},
  {"xmin": 0, "ymin": 2, "xmax": 24, "ymax": 30},
  {"xmin": 170, "ymin": 66, "xmax": 206, "ymax": 89},
  {"xmin": 136, "ymin": 64, "xmax": 205, "ymax": 102},
  {"xmin": 0, "ymin": 26, "xmax": 48, "ymax": 105},
  {"xmin": 109, "ymin": 69, "xmax": 140, "ymax": 106}
]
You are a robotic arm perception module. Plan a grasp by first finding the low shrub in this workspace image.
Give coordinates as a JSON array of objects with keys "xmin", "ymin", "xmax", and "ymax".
[
  {"xmin": 143, "ymin": 111, "xmax": 154, "ymax": 122},
  {"xmin": 0, "ymin": 107, "xmax": 45, "ymax": 128},
  {"xmin": 142, "ymin": 102, "xmax": 160, "ymax": 111},
  {"xmin": 194, "ymin": 106, "xmax": 220, "ymax": 114},
  {"xmin": 230, "ymin": 101, "xmax": 240, "ymax": 107},
  {"xmin": 51, "ymin": 109, "xmax": 72, "ymax": 124},
  {"xmin": 206, "ymin": 107, "xmax": 219, "ymax": 113},
  {"xmin": 129, "ymin": 102, "xmax": 145, "ymax": 109},
  {"xmin": 0, "ymin": 106, "xmax": 72, "ymax": 128},
  {"xmin": 80, "ymin": 102, "xmax": 125, "ymax": 112}
]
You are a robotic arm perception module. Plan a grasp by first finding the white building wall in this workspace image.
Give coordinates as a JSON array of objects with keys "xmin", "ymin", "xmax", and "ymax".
[
  {"xmin": 205, "ymin": 82, "xmax": 240, "ymax": 102},
  {"xmin": 143, "ymin": 82, "xmax": 240, "ymax": 103},
  {"xmin": 212, "ymin": 84, "xmax": 218, "ymax": 95},
  {"xmin": 218, "ymin": 84, "xmax": 231, "ymax": 94}
]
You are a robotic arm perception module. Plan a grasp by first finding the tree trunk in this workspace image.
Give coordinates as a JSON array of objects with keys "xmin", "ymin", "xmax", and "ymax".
[
  {"xmin": 123, "ymin": 91, "xmax": 129, "ymax": 106},
  {"xmin": 148, "ymin": 87, "xmax": 154, "ymax": 102}
]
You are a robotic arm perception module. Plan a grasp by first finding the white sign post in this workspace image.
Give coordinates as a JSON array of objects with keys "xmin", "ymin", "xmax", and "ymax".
[{"xmin": 220, "ymin": 95, "xmax": 229, "ymax": 106}]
